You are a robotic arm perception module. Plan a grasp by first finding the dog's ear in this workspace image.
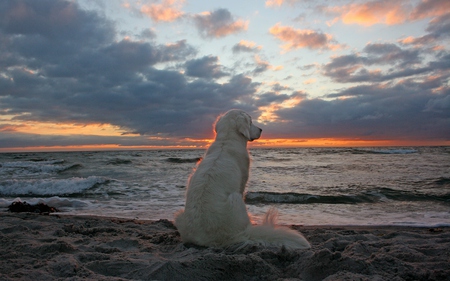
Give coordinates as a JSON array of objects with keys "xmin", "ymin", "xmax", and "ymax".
[
  {"xmin": 237, "ymin": 115, "xmax": 251, "ymax": 140},
  {"xmin": 214, "ymin": 115, "xmax": 225, "ymax": 134}
]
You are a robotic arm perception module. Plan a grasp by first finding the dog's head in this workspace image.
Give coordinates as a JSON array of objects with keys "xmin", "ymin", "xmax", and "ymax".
[{"xmin": 214, "ymin": 109, "xmax": 262, "ymax": 141}]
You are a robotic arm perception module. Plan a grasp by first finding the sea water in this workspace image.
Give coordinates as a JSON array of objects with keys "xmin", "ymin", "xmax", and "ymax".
[{"xmin": 0, "ymin": 147, "xmax": 449, "ymax": 226}]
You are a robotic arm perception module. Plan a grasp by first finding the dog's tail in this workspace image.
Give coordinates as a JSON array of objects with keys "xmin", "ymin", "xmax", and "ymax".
[{"xmin": 239, "ymin": 208, "xmax": 311, "ymax": 249}]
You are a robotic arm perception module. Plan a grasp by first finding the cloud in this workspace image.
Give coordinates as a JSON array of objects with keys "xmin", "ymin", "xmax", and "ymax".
[
  {"xmin": 410, "ymin": 0, "xmax": 450, "ymax": 21},
  {"xmin": 400, "ymin": 13, "xmax": 450, "ymax": 47},
  {"xmin": 256, "ymin": 92, "xmax": 293, "ymax": 107},
  {"xmin": 303, "ymin": 78, "xmax": 316, "ymax": 85},
  {"xmin": 185, "ymin": 56, "xmax": 229, "ymax": 79},
  {"xmin": 265, "ymin": 0, "xmax": 301, "ymax": 7},
  {"xmin": 322, "ymin": 43, "xmax": 427, "ymax": 83},
  {"xmin": 0, "ymin": 0, "xmax": 115, "ymax": 56},
  {"xmin": 319, "ymin": 0, "xmax": 409, "ymax": 26},
  {"xmin": 0, "ymin": 0, "xmax": 261, "ymax": 143},
  {"xmin": 139, "ymin": 0, "xmax": 185, "ymax": 22},
  {"xmin": 193, "ymin": 9, "xmax": 248, "ymax": 38},
  {"xmin": 266, "ymin": 80, "xmax": 450, "ymax": 141},
  {"xmin": 140, "ymin": 28, "xmax": 157, "ymax": 39},
  {"xmin": 252, "ymin": 55, "xmax": 283, "ymax": 74},
  {"xmin": 265, "ymin": 0, "xmax": 284, "ymax": 7},
  {"xmin": 0, "ymin": 131, "xmax": 209, "ymax": 149},
  {"xmin": 269, "ymin": 23, "xmax": 341, "ymax": 51},
  {"xmin": 232, "ymin": 40, "xmax": 262, "ymax": 53},
  {"xmin": 342, "ymin": 1, "xmax": 409, "ymax": 26},
  {"xmin": 321, "ymin": 0, "xmax": 450, "ymax": 27}
]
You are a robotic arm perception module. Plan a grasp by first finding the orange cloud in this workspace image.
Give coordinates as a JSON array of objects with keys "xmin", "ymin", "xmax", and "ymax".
[
  {"xmin": 265, "ymin": 0, "xmax": 284, "ymax": 7},
  {"xmin": 234, "ymin": 40, "xmax": 262, "ymax": 52},
  {"xmin": 399, "ymin": 36, "xmax": 416, "ymax": 44},
  {"xmin": 398, "ymin": 35, "xmax": 436, "ymax": 46},
  {"xmin": 326, "ymin": 1, "xmax": 409, "ymax": 26},
  {"xmin": 215, "ymin": 20, "xmax": 248, "ymax": 37},
  {"xmin": 265, "ymin": 0, "xmax": 300, "ymax": 7},
  {"xmin": 1, "ymin": 121, "xmax": 129, "ymax": 136},
  {"xmin": 324, "ymin": 0, "xmax": 450, "ymax": 27},
  {"xmin": 303, "ymin": 78, "xmax": 316, "ymax": 85},
  {"xmin": 257, "ymin": 93, "xmax": 303, "ymax": 123},
  {"xmin": 140, "ymin": 0, "xmax": 184, "ymax": 22},
  {"xmin": 269, "ymin": 23, "xmax": 340, "ymax": 51}
]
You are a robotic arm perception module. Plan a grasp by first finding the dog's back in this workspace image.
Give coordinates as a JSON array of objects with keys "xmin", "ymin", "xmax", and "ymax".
[{"xmin": 175, "ymin": 138, "xmax": 251, "ymax": 246}]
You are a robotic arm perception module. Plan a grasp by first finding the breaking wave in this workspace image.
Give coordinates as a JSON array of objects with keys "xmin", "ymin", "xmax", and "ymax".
[
  {"xmin": 0, "ymin": 176, "xmax": 109, "ymax": 197},
  {"xmin": 245, "ymin": 188, "xmax": 450, "ymax": 205}
]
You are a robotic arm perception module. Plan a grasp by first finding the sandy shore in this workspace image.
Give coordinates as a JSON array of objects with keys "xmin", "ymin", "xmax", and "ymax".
[{"xmin": 1, "ymin": 213, "xmax": 449, "ymax": 281}]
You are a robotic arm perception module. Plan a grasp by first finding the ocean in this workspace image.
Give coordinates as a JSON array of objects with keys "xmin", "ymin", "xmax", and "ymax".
[{"xmin": 1, "ymin": 147, "xmax": 449, "ymax": 226}]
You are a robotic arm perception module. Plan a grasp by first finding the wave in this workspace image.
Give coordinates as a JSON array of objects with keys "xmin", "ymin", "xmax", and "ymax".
[
  {"xmin": 0, "ymin": 159, "xmax": 81, "ymax": 176},
  {"xmin": 367, "ymin": 149, "xmax": 418, "ymax": 154},
  {"xmin": 349, "ymin": 148, "xmax": 418, "ymax": 155},
  {"xmin": 270, "ymin": 147, "xmax": 420, "ymax": 156},
  {"xmin": 245, "ymin": 188, "xmax": 450, "ymax": 205},
  {"xmin": 106, "ymin": 158, "xmax": 133, "ymax": 165},
  {"xmin": 59, "ymin": 164, "xmax": 83, "ymax": 172},
  {"xmin": 0, "ymin": 176, "xmax": 109, "ymax": 197},
  {"xmin": 432, "ymin": 177, "xmax": 450, "ymax": 187},
  {"xmin": 166, "ymin": 157, "xmax": 202, "ymax": 164}
]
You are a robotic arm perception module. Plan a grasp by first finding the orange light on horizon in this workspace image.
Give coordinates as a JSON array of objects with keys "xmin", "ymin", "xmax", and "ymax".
[
  {"xmin": 249, "ymin": 138, "xmax": 450, "ymax": 148},
  {"xmin": 1, "ymin": 138, "xmax": 448, "ymax": 153}
]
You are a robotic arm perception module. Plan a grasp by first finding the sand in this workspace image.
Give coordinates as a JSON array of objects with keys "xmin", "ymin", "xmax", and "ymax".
[{"xmin": 1, "ymin": 213, "xmax": 449, "ymax": 281}]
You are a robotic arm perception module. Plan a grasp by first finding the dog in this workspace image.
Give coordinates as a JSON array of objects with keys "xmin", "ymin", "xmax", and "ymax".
[{"xmin": 174, "ymin": 109, "xmax": 310, "ymax": 249}]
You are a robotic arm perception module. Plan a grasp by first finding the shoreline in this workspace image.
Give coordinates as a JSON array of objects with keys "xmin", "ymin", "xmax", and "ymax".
[
  {"xmin": 52, "ymin": 212, "xmax": 450, "ymax": 228},
  {"xmin": 1, "ymin": 212, "xmax": 449, "ymax": 280}
]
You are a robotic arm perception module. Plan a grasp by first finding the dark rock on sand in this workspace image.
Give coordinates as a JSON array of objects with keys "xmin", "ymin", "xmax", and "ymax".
[{"xmin": 7, "ymin": 201, "xmax": 58, "ymax": 214}]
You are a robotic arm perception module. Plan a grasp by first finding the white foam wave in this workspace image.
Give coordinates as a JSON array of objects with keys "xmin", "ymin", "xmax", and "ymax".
[{"xmin": 0, "ymin": 176, "xmax": 108, "ymax": 196}]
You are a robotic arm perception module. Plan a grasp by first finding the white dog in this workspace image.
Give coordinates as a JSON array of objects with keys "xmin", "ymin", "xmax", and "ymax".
[{"xmin": 174, "ymin": 109, "xmax": 310, "ymax": 249}]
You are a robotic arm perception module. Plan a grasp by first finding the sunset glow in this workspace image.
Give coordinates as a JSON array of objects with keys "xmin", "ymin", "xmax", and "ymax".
[
  {"xmin": 0, "ymin": 121, "xmax": 129, "ymax": 137},
  {"xmin": 0, "ymin": 0, "xmax": 448, "ymax": 152}
]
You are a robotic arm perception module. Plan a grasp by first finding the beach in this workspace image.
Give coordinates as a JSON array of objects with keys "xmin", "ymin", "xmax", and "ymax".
[{"xmin": 1, "ymin": 213, "xmax": 449, "ymax": 280}]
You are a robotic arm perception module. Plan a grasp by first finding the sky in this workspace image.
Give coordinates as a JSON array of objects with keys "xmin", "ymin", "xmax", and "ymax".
[{"xmin": 0, "ymin": 0, "xmax": 449, "ymax": 151}]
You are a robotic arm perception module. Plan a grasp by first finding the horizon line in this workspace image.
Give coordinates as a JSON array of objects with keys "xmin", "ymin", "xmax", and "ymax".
[{"xmin": 0, "ymin": 138, "xmax": 448, "ymax": 153}]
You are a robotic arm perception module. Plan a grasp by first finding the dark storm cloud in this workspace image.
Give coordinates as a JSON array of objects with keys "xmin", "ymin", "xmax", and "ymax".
[
  {"xmin": 362, "ymin": 43, "xmax": 421, "ymax": 66},
  {"xmin": 267, "ymin": 80, "xmax": 450, "ymax": 140},
  {"xmin": 426, "ymin": 13, "xmax": 450, "ymax": 37},
  {"xmin": 0, "ymin": 0, "xmax": 114, "ymax": 45},
  {"xmin": 256, "ymin": 92, "xmax": 291, "ymax": 106},
  {"xmin": 185, "ymin": 56, "xmax": 229, "ymax": 79},
  {"xmin": 322, "ymin": 43, "xmax": 430, "ymax": 83},
  {"xmin": 0, "ymin": 0, "xmax": 260, "ymax": 145},
  {"xmin": 400, "ymin": 13, "xmax": 450, "ymax": 46},
  {"xmin": 255, "ymin": 91, "xmax": 305, "ymax": 107},
  {"xmin": 0, "ymin": 131, "xmax": 200, "ymax": 149}
]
